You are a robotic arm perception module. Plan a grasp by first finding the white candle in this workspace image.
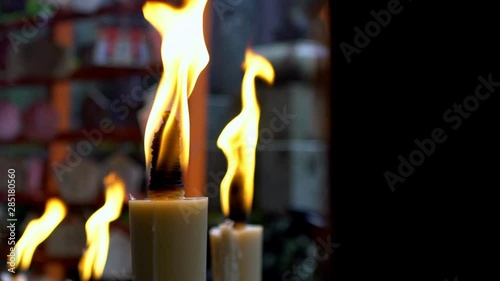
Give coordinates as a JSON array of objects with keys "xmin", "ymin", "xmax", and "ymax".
[
  {"xmin": 209, "ymin": 48, "xmax": 275, "ymax": 281},
  {"xmin": 129, "ymin": 197, "xmax": 208, "ymax": 281},
  {"xmin": 209, "ymin": 220, "xmax": 263, "ymax": 281}
]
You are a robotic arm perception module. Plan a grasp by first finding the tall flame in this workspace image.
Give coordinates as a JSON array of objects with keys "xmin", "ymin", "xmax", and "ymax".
[
  {"xmin": 14, "ymin": 198, "xmax": 66, "ymax": 270},
  {"xmin": 79, "ymin": 173, "xmax": 126, "ymax": 281},
  {"xmin": 143, "ymin": 0, "xmax": 209, "ymax": 177},
  {"xmin": 217, "ymin": 49, "xmax": 275, "ymax": 217}
]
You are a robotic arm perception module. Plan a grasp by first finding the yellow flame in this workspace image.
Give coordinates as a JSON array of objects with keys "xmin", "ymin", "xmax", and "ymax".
[
  {"xmin": 79, "ymin": 173, "xmax": 126, "ymax": 281},
  {"xmin": 143, "ymin": 0, "xmax": 210, "ymax": 177},
  {"xmin": 217, "ymin": 49, "xmax": 275, "ymax": 217},
  {"xmin": 14, "ymin": 198, "xmax": 66, "ymax": 270}
]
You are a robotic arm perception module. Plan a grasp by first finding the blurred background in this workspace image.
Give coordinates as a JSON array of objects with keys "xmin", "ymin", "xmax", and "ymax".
[{"xmin": 0, "ymin": 0, "xmax": 331, "ymax": 280}]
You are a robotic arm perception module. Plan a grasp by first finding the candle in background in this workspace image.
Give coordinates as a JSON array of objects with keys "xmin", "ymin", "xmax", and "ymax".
[
  {"xmin": 128, "ymin": 0, "xmax": 210, "ymax": 280},
  {"xmin": 79, "ymin": 172, "xmax": 126, "ymax": 281},
  {"xmin": 210, "ymin": 49, "xmax": 275, "ymax": 281},
  {"xmin": 12, "ymin": 198, "xmax": 67, "ymax": 273}
]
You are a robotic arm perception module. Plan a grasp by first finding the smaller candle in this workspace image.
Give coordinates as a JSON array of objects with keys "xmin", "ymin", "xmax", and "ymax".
[
  {"xmin": 209, "ymin": 48, "xmax": 275, "ymax": 281},
  {"xmin": 210, "ymin": 220, "xmax": 263, "ymax": 281}
]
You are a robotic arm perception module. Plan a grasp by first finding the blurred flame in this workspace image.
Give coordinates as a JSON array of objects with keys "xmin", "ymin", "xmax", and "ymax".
[
  {"xmin": 143, "ymin": 0, "xmax": 209, "ymax": 177},
  {"xmin": 79, "ymin": 173, "xmax": 126, "ymax": 281},
  {"xmin": 217, "ymin": 49, "xmax": 275, "ymax": 217},
  {"xmin": 15, "ymin": 198, "xmax": 66, "ymax": 270}
]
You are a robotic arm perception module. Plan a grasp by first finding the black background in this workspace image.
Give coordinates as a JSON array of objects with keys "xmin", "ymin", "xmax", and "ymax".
[{"xmin": 330, "ymin": 0, "xmax": 498, "ymax": 280}]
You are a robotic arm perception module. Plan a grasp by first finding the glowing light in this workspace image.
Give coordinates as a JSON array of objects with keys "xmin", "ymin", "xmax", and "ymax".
[{"xmin": 217, "ymin": 49, "xmax": 275, "ymax": 216}]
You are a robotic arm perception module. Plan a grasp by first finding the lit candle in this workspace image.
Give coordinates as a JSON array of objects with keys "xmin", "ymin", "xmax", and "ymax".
[
  {"xmin": 209, "ymin": 49, "xmax": 275, "ymax": 281},
  {"xmin": 13, "ymin": 198, "xmax": 67, "ymax": 272},
  {"xmin": 130, "ymin": 112, "xmax": 207, "ymax": 280},
  {"xmin": 79, "ymin": 172, "xmax": 126, "ymax": 281},
  {"xmin": 129, "ymin": 113, "xmax": 209, "ymax": 281},
  {"xmin": 128, "ymin": 0, "xmax": 210, "ymax": 281}
]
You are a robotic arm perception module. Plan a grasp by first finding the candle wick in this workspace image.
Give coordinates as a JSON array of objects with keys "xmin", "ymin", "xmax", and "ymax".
[
  {"xmin": 233, "ymin": 221, "xmax": 246, "ymax": 229},
  {"xmin": 148, "ymin": 111, "xmax": 184, "ymax": 197}
]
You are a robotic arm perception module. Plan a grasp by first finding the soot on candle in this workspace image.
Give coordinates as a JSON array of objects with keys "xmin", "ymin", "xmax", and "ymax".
[
  {"xmin": 228, "ymin": 172, "xmax": 248, "ymax": 223},
  {"xmin": 148, "ymin": 111, "xmax": 184, "ymax": 197}
]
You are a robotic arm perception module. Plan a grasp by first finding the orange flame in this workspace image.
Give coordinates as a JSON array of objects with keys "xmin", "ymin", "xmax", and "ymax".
[
  {"xmin": 217, "ymin": 49, "xmax": 275, "ymax": 217},
  {"xmin": 143, "ymin": 0, "xmax": 210, "ymax": 178},
  {"xmin": 14, "ymin": 198, "xmax": 66, "ymax": 270},
  {"xmin": 79, "ymin": 173, "xmax": 126, "ymax": 281}
]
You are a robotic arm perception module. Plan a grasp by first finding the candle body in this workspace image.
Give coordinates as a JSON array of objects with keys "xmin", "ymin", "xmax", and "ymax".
[
  {"xmin": 209, "ymin": 223, "xmax": 263, "ymax": 281},
  {"xmin": 129, "ymin": 197, "xmax": 208, "ymax": 281}
]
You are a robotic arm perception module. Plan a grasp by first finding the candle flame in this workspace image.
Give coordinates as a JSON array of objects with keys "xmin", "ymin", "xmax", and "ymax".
[
  {"xmin": 217, "ymin": 49, "xmax": 275, "ymax": 217},
  {"xmin": 143, "ymin": 0, "xmax": 210, "ymax": 179},
  {"xmin": 14, "ymin": 198, "xmax": 66, "ymax": 270},
  {"xmin": 79, "ymin": 172, "xmax": 126, "ymax": 281}
]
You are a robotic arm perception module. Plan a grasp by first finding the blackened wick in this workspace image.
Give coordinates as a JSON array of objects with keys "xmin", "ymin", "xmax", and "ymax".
[{"xmin": 148, "ymin": 111, "xmax": 184, "ymax": 192}]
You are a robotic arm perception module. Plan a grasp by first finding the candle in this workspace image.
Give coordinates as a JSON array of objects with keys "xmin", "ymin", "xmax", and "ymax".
[
  {"xmin": 129, "ymin": 111, "xmax": 209, "ymax": 280},
  {"xmin": 129, "ymin": 197, "xmax": 208, "ymax": 281},
  {"xmin": 0, "ymin": 272, "xmax": 27, "ymax": 281},
  {"xmin": 209, "ymin": 49, "xmax": 275, "ymax": 281},
  {"xmin": 210, "ymin": 221, "xmax": 263, "ymax": 281},
  {"xmin": 128, "ymin": 0, "xmax": 210, "ymax": 280},
  {"xmin": 13, "ymin": 198, "xmax": 67, "ymax": 272}
]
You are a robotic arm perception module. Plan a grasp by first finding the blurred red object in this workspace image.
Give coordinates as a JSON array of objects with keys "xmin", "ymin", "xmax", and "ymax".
[
  {"xmin": 22, "ymin": 101, "xmax": 59, "ymax": 141},
  {"xmin": 0, "ymin": 101, "xmax": 22, "ymax": 141}
]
